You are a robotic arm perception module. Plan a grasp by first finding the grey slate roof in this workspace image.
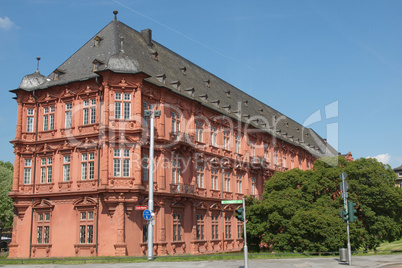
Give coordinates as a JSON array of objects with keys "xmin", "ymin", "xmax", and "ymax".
[
  {"xmin": 394, "ymin": 165, "xmax": 402, "ymax": 172},
  {"xmin": 14, "ymin": 16, "xmax": 337, "ymax": 159}
]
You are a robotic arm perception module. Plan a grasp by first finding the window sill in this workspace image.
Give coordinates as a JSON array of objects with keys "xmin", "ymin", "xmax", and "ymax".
[
  {"xmin": 39, "ymin": 129, "xmax": 56, "ymax": 135},
  {"xmin": 74, "ymin": 243, "xmax": 96, "ymax": 247},
  {"xmin": 58, "ymin": 181, "xmax": 73, "ymax": 190},
  {"xmin": 112, "ymin": 118, "xmax": 135, "ymax": 122},
  {"xmin": 60, "ymin": 127, "xmax": 75, "ymax": 135},
  {"xmin": 78, "ymin": 124, "xmax": 98, "ymax": 132},
  {"xmin": 32, "ymin": 243, "xmax": 52, "ymax": 247},
  {"xmin": 171, "ymin": 241, "xmax": 185, "ymax": 244}
]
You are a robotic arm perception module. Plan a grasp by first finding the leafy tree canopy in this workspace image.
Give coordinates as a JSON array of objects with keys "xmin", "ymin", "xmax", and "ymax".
[
  {"xmin": 246, "ymin": 156, "xmax": 402, "ymax": 252},
  {"xmin": 0, "ymin": 161, "xmax": 14, "ymax": 228}
]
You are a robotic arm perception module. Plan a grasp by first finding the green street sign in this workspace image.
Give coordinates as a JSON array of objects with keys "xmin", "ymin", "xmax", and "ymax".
[{"xmin": 221, "ymin": 200, "xmax": 242, "ymax": 204}]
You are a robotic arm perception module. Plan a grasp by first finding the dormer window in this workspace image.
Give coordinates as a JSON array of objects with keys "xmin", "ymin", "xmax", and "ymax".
[
  {"xmin": 156, "ymin": 74, "xmax": 166, "ymax": 84},
  {"xmin": 222, "ymin": 105, "xmax": 231, "ymax": 113},
  {"xmin": 184, "ymin": 88, "xmax": 195, "ymax": 97},
  {"xmin": 210, "ymin": 99, "xmax": 220, "ymax": 108},
  {"xmin": 92, "ymin": 59, "xmax": 104, "ymax": 72},
  {"xmin": 53, "ymin": 69, "xmax": 65, "ymax": 81},
  {"xmin": 225, "ymin": 90, "xmax": 230, "ymax": 97},
  {"xmin": 204, "ymin": 79, "xmax": 210, "ymax": 88},
  {"xmin": 259, "ymin": 108, "xmax": 264, "ymax": 114},
  {"xmin": 94, "ymin": 36, "xmax": 103, "ymax": 46},
  {"xmin": 243, "ymin": 100, "xmax": 248, "ymax": 106},
  {"xmin": 199, "ymin": 94, "xmax": 208, "ymax": 102},
  {"xmin": 180, "ymin": 67, "xmax": 187, "ymax": 75},
  {"xmin": 151, "ymin": 51, "xmax": 158, "ymax": 61},
  {"xmin": 170, "ymin": 81, "xmax": 181, "ymax": 91}
]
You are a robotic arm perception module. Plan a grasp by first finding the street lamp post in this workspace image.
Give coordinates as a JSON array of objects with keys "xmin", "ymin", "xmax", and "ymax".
[{"xmin": 144, "ymin": 110, "xmax": 160, "ymax": 261}]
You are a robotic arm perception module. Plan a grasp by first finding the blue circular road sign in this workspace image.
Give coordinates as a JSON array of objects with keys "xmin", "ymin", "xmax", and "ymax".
[{"xmin": 143, "ymin": 209, "xmax": 151, "ymax": 220}]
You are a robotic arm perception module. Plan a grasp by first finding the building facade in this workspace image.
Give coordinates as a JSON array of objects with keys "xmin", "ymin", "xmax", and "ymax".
[
  {"xmin": 394, "ymin": 165, "xmax": 402, "ymax": 187},
  {"xmin": 8, "ymin": 11, "xmax": 335, "ymax": 258}
]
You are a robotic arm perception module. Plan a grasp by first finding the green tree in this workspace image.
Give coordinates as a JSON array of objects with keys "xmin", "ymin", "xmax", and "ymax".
[
  {"xmin": 0, "ymin": 161, "xmax": 14, "ymax": 228},
  {"xmin": 246, "ymin": 156, "xmax": 402, "ymax": 252}
]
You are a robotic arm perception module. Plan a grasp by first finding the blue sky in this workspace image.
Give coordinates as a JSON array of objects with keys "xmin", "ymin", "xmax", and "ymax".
[{"xmin": 0, "ymin": 0, "xmax": 401, "ymax": 168}]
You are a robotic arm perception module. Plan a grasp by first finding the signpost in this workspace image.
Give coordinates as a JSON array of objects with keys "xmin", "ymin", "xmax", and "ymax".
[
  {"xmin": 143, "ymin": 209, "xmax": 151, "ymax": 220},
  {"xmin": 221, "ymin": 199, "xmax": 248, "ymax": 268},
  {"xmin": 221, "ymin": 200, "xmax": 242, "ymax": 205},
  {"xmin": 144, "ymin": 109, "xmax": 161, "ymax": 261}
]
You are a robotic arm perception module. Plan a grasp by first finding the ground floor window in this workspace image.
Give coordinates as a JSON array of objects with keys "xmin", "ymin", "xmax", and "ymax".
[
  {"xmin": 173, "ymin": 212, "xmax": 182, "ymax": 242},
  {"xmin": 37, "ymin": 226, "xmax": 50, "ymax": 244},
  {"xmin": 36, "ymin": 212, "xmax": 50, "ymax": 244},
  {"xmin": 80, "ymin": 225, "xmax": 93, "ymax": 244},
  {"xmin": 225, "ymin": 214, "xmax": 232, "ymax": 239},
  {"xmin": 79, "ymin": 211, "xmax": 94, "ymax": 244},
  {"xmin": 211, "ymin": 214, "xmax": 219, "ymax": 240},
  {"xmin": 237, "ymin": 221, "xmax": 243, "ymax": 239},
  {"xmin": 196, "ymin": 214, "xmax": 205, "ymax": 240},
  {"xmin": 143, "ymin": 224, "xmax": 148, "ymax": 243}
]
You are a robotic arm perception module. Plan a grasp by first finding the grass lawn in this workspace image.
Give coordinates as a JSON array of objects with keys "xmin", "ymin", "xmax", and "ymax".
[
  {"xmin": 1, "ymin": 239, "xmax": 402, "ymax": 265},
  {"xmin": 376, "ymin": 239, "xmax": 402, "ymax": 251}
]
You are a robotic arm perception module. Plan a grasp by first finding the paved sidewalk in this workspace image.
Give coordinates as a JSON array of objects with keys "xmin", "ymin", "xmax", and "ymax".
[{"xmin": 1, "ymin": 255, "xmax": 402, "ymax": 268}]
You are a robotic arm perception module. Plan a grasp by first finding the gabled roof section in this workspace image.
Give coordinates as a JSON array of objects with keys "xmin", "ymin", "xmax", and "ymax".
[
  {"xmin": 13, "ymin": 11, "xmax": 338, "ymax": 158},
  {"xmin": 394, "ymin": 165, "xmax": 402, "ymax": 172}
]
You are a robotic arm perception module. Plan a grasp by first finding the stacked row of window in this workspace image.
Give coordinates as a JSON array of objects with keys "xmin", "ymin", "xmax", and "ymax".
[
  {"xmin": 25, "ymin": 99, "xmax": 97, "ymax": 133},
  {"xmin": 22, "ymin": 148, "xmax": 134, "ymax": 185},
  {"xmin": 195, "ymin": 165, "xmax": 257, "ymax": 195},
  {"xmin": 176, "ymin": 115, "xmax": 309, "ymax": 169},
  {"xmin": 35, "ymin": 210, "xmax": 94, "ymax": 245},
  {"xmin": 142, "ymin": 212, "xmax": 243, "ymax": 243},
  {"xmin": 22, "ymin": 153, "xmax": 95, "ymax": 185}
]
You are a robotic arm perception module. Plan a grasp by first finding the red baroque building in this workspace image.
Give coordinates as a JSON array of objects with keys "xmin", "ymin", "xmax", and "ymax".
[{"xmin": 8, "ymin": 11, "xmax": 336, "ymax": 258}]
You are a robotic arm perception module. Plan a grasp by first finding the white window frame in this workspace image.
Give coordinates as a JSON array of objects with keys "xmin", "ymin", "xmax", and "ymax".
[
  {"xmin": 23, "ymin": 159, "xmax": 32, "ymax": 184},
  {"xmin": 27, "ymin": 108, "xmax": 34, "ymax": 132},
  {"xmin": 40, "ymin": 157, "xmax": 52, "ymax": 184},
  {"xmin": 63, "ymin": 155, "xmax": 71, "ymax": 181},
  {"xmin": 211, "ymin": 168, "xmax": 218, "ymax": 190},
  {"xmin": 113, "ymin": 149, "xmax": 130, "ymax": 177},
  {"xmin": 81, "ymin": 153, "xmax": 95, "ymax": 180},
  {"xmin": 65, "ymin": 103, "xmax": 73, "ymax": 128}
]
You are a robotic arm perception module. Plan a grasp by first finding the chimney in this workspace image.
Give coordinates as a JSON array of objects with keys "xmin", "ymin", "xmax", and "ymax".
[{"xmin": 141, "ymin": 29, "xmax": 152, "ymax": 46}]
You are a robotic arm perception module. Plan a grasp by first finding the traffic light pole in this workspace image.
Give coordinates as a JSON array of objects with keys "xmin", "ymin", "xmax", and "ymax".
[
  {"xmin": 346, "ymin": 219, "xmax": 351, "ymax": 265},
  {"xmin": 242, "ymin": 198, "xmax": 248, "ymax": 268},
  {"xmin": 341, "ymin": 174, "xmax": 352, "ymax": 266}
]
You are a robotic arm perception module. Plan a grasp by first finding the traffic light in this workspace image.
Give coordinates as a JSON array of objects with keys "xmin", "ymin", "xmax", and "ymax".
[
  {"xmin": 235, "ymin": 208, "xmax": 244, "ymax": 222},
  {"xmin": 348, "ymin": 201, "xmax": 357, "ymax": 223},
  {"xmin": 340, "ymin": 209, "xmax": 348, "ymax": 222}
]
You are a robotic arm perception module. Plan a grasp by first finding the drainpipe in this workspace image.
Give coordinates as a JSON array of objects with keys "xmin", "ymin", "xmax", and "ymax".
[
  {"xmin": 29, "ymin": 90, "xmax": 39, "ymax": 257},
  {"xmin": 95, "ymin": 77, "xmax": 102, "ymax": 256},
  {"xmin": 220, "ymin": 121, "xmax": 224, "ymax": 251}
]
